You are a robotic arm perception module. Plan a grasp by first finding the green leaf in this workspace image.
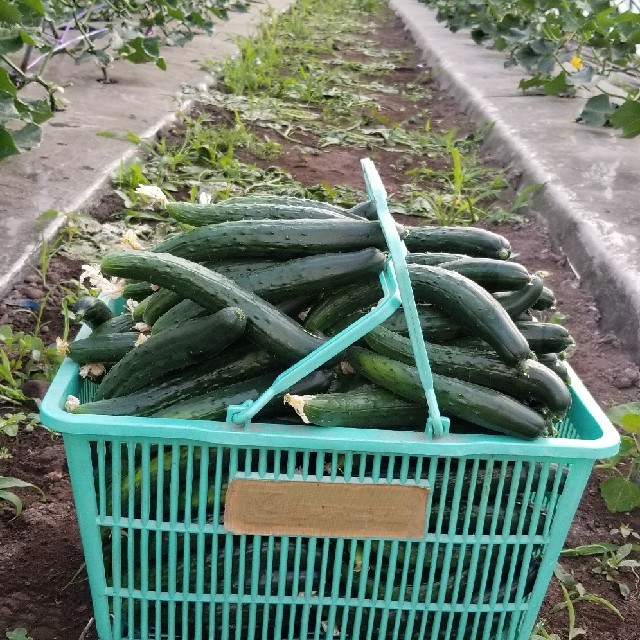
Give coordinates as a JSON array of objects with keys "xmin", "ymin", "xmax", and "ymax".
[
  {"xmin": 544, "ymin": 71, "xmax": 572, "ymax": 96},
  {"xmin": 11, "ymin": 122, "xmax": 42, "ymax": 151},
  {"xmin": 607, "ymin": 402, "xmax": 640, "ymax": 428},
  {"xmin": 37, "ymin": 208, "xmax": 58, "ymax": 223},
  {"xmin": 0, "ymin": 90, "xmax": 19, "ymax": 123},
  {"xmin": 6, "ymin": 629, "xmax": 34, "ymax": 640},
  {"xmin": 0, "ymin": 29, "xmax": 24, "ymax": 55},
  {"xmin": 600, "ymin": 476, "xmax": 640, "ymax": 512},
  {"xmin": 0, "ymin": 2, "xmax": 22, "ymax": 24},
  {"xmin": 609, "ymin": 99, "xmax": 640, "ymax": 138},
  {"xmin": 16, "ymin": 0, "xmax": 45, "ymax": 16},
  {"xmin": 561, "ymin": 542, "xmax": 621, "ymax": 556},
  {"xmin": 0, "ymin": 68, "xmax": 16, "ymax": 95},
  {"xmin": 621, "ymin": 412, "xmax": 640, "ymax": 433},
  {"xmin": 0, "ymin": 489, "xmax": 22, "ymax": 515},
  {"xmin": 579, "ymin": 94, "xmax": 614, "ymax": 127}
]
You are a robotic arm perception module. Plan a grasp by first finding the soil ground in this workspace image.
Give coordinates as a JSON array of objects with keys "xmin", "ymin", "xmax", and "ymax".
[{"xmin": 0, "ymin": 6, "xmax": 639, "ymax": 640}]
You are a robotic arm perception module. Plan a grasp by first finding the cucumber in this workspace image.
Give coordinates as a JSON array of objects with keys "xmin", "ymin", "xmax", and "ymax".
[
  {"xmin": 516, "ymin": 321, "xmax": 574, "ymax": 353},
  {"xmin": 152, "ymin": 219, "xmax": 397, "ymax": 262},
  {"xmin": 346, "ymin": 347, "xmax": 550, "ymax": 438},
  {"xmin": 142, "ymin": 288, "xmax": 182, "ymax": 326},
  {"xmin": 532, "ymin": 285, "xmax": 556, "ymax": 310},
  {"xmin": 100, "ymin": 251, "xmax": 325, "ymax": 364},
  {"xmin": 131, "ymin": 294, "xmax": 151, "ymax": 321},
  {"xmin": 537, "ymin": 352, "xmax": 571, "ymax": 384},
  {"xmin": 167, "ymin": 200, "xmax": 346, "ymax": 225},
  {"xmin": 91, "ymin": 313, "xmax": 136, "ymax": 336},
  {"xmin": 348, "ymin": 199, "xmax": 376, "ymax": 219},
  {"xmin": 441, "ymin": 257, "xmax": 530, "ymax": 291},
  {"xmin": 364, "ymin": 325, "xmax": 571, "ymax": 416},
  {"xmin": 122, "ymin": 281, "xmax": 155, "ymax": 301},
  {"xmin": 73, "ymin": 296, "xmax": 114, "ymax": 330},
  {"xmin": 408, "ymin": 264, "xmax": 531, "ymax": 367},
  {"xmin": 304, "ymin": 276, "xmax": 382, "ymax": 333},
  {"xmin": 405, "ymin": 252, "xmax": 467, "ymax": 266},
  {"xmin": 285, "ymin": 388, "xmax": 427, "ymax": 428},
  {"xmin": 68, "ymin": 332, "xmax": 139, "ymax": 364},
  {"xmin": 93, "ymin": 307, "xmax": 247, "ymax": 400},
  {"xmin": 403, "ymin": 226, "xmax": 511, "ymax": 259},
  {"xmin": 381, "ymin": 304, "xmax": 462, "ymax": 342},
  {"xmin": 75, "ymin": 345, "xmax": 275, "ymax": 416},
  {"xmin": 493, "ymin": 275, "xmax": 544, "ymax": 317}
]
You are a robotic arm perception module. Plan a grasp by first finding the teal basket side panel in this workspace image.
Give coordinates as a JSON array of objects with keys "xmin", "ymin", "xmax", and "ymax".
[{"xmin": 62, "ymin": 424, "xmax": 597, "ymax": 640}]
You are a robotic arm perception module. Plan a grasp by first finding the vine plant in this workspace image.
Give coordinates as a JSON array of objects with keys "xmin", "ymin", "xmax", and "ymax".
[
  {"xmin": 0, "ymin": 0, "xmax": 248, "ymax": 161},
  {"xmin": 419, "ymin": 0, "xmax": 640, "ymax": 137}
]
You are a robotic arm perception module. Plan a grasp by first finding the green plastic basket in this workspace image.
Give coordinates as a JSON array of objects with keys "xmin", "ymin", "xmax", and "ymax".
[{"xmin": 40, "ymin": 160, "xmax": 620, "ymax": 640}]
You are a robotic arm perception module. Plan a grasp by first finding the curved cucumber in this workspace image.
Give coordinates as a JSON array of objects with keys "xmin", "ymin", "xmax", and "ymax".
[
  {"xmin": 75, "ymin": 345, "xmax": 274, "ymax": 416},
  {"xmin": 537, "ymin": 352, "xmax": 571, "ymax": 384},
  {"xmin": 493, "ymin": 275, "xmax": 544, "ymax": 317},
  {"xmin": 68, "ymin": 332, "xmax": 139, "ymax": 364},
  {"xmin": 381, "ymin": 304, "xmax": 462, "ymax": 342},
  {"xmin": 100, "ymin": 251, "xmax": 325, "ymax": 363},
  {"xmin": 142, "ymin": 288, "xmax": 182, "ymax": 326},
  {"xmin": 409, "ymin": 264, "xmax": 531, "ymax": 367},
  {"xmin": 152, "ymin": 219, "xmax": 396, "ymax": 262},
  {"xmin": 152, "ymin": 370, "xmax": 332, "ymax": 421},
  {"xmin": 364, "ymin": 325, "xmax": 571, "ymax": 416},
  {"xmin": 132, "ymin": 295, "xmax": 151, "ymax": 321},
  {"xmin": 304, "ymin": 276, "xmax": 381, "ymax": 333},
  {"xmin": 93, "ymin": 307, "xmax": 247, "ymax": 400},
  {"xmin": 442, "ymin": 257, "xmax": 530, "ymax": 291},
  {"xmin": 167, "ymin": 200, "xmax": 346, "ymax": 225},
  {"xmin": 516, "ymin": 321, "xmax": 574, "ymax": 353},
  {"xmin": 73, "ymin": 296, "xmax": 114, "ymax": 330},
  {"xmin": 532, "ymin": 285, "xmax": 556, "ymax": 310},
  {"xmin": 122, "ymin": 281, "xmax": 155, "ymax": 301},
  {"xmin": 405, "ymin": 252, "xmax": 467, "ymax": 266},
  {"xmin": 285, "ymin": 388, "xmax": 427, "ymax": 428},
  {"xmin": 403, "ymin": 226, "xmax": 511, "ymax": 259},
  {"xmin": 346, "ymin": 347, "xmax": 550, "ymax": 439},
  {"xmin": 92, "ymin": 313, "xmax": 136, "ymax": 336}
]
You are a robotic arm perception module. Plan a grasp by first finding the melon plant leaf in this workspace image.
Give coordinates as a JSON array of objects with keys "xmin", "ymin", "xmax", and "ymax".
[
  {"xmin": 600, "ymin": 476, "xmax": 640, "ymax": 512},
  {"xmin": 609, "ymin": 99, "xmax": 640, "ymax": 138},
  {"xmin": 579, "ymin": 94, "xmax": 614, "ymax": 127}
]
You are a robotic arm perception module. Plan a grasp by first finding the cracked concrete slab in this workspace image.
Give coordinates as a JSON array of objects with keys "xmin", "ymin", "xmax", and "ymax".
[
  {"xmin": 390, "ymin": 0, "xmax": 640, "ymax": 362},
  {"xmin": 0, "ymin": 0, "xmax": 294, "ymax": 297}
]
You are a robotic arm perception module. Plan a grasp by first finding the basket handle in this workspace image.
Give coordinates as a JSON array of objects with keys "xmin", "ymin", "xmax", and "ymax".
[{"xmin": 226, "ymin": 159, "xmax": 449, "ymax": 438}]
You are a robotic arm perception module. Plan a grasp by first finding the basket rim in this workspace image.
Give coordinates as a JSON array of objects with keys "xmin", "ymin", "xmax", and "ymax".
[{"xmin": 40, "ymin": 355, "xmax": 620, "ymax": 460}]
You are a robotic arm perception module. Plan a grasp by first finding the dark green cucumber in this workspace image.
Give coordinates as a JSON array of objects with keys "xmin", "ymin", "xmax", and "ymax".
[
  {"xmin": 152, "ymin": 219, "xmax": 397, "ymax": 262},
  {"xmin": 142, "ymin": 288, "xmax": 182, "ymax": 326},
  {"xmin": 285, "ymin": 388, "xmax": 427, "ymax": 428},
  {"xmin": 74, "ymin": 345, "xmax": 275, "ymax": 416},
  {"xmin": 405, "ymin": 252, "xmax": 467, "ymax": 266},
  {"xmin": 150, "ymin": 299, "xmax": 210, "ymax": 334},
  {"xmin": 516, "ymin": 321, "xmax": 574, "ymax": 353},
  {"xmin": 68, "ymin": 332, "xmax": 139, "ymax": 364},
  {"xmin": 167, "ymin": 200, "xmax": 346, "ymax": 225},
  {"xmin": 537, "ymin": 352, "xmax": 571, "ymax": 384},
  {"xmin": 122, "ymin": 281, "xmax": 155, "ymax": 301},
  {"xmin": 532, "ymin": 285, "xmax": 556, "ymax": 310},
  {"xmin": 381, "ymin": 304, "xmax": 462, "ymax": 342},
  {"xmin": 131, "ymin": 294, "xmax": 151, "ymax": 321},
  {"xmin": 304, "ymin": 276, "xmax": 382, "ymax": 333},
  {"xmin": 493, "ymin": 275, "xmax": 544, "ymax": 317},
  {"xmin": 73, "ymin": 296, "xmax": 114, "ymax": 329},
  {"xmin": 364, "ymin": 325, "xmax": 571, "ymax": 416},
  {"xmin": 93, "ymin": 307, "xmax": 247, "ymax": 400},
  {"xmin": 215, "ymin": 195, "xmax": 346, "ymax": 212},
  {"xmin": 403, "ymin": 226, "xmax": 511, "ymax": 259},
  {"xmin": 91, "ymin": 313, "xmax": 136, "ymax": 336},
  {"xmin": 154, "ymin": 369, "xmax": 334, "ymax": 421},
  {"xmin": 348, "ymin": 200, "xmax": 376, "ymax": 219},
  {"xmin": 346, "ymin": 347, "xmax": 550, "ymax": 438},
  {"xmin": 409, "ymin": 264, "xmax": 531, "ymax": 367},
  {"xmin": 441, "ymin": 257, "xmax": 530, "ymax": 291},
  {"xmin": 100, "ymin": 251, "xmax": 325, "ymax": 364},
  {"xmin": 151, "ymin": 373, "xmax": 277, "ymax": 420}
]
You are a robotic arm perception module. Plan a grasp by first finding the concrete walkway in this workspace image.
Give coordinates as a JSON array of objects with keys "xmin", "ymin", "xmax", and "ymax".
[
  {"xmin": 390, "ymin": 0, "xmax": 640, "ymax": 362},
  {"xmin": 0, "ymin": 0, "xmax": 294, "ymax": 297}
]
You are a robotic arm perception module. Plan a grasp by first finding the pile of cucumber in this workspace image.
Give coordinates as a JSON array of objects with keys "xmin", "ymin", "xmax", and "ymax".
[{"xmin": 69, "ymin": 194, "xmax": 574, "ymax": 440}]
